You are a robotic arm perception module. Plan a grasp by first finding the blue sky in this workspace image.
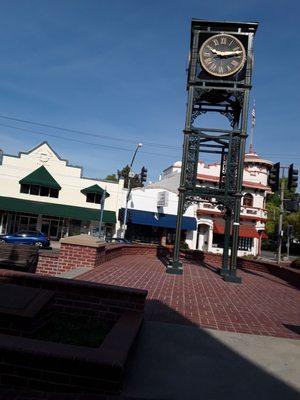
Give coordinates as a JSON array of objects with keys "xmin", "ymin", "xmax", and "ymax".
[{"xmin": 0, "ymin": 0, "xmax": 299, "ymax": 181}]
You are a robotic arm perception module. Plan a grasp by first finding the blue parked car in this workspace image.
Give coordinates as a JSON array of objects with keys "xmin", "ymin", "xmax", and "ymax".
[{"xmin": 0, "ymin": 230, "xmax": 50, "ymax": 248}]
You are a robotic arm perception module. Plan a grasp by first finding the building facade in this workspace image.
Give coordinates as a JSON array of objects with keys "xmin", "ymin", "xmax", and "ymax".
[
  {"xmin": 119, "ymin": 186, "xmax": 197, "ymax": 246},
  {"xmin": 145, "ymin": 151, "xmax": 272, "ymax": 256},
  {"xmin": 0, "ymin": 142, "xmax": 124, "ymax": 239}
]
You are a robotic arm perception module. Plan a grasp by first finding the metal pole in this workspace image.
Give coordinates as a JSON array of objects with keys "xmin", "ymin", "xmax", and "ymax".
[
  {"xmin": 220, "ymin": 132, "xmax": 234, "ymax": 276},
  {"xmin": 167, "ymin": 84, "xmax": 195, "ymax": 274},
  {"xmin": 122, "ymin": 179, "xmax": 131, "ymax": 239},
  {"xmin": 286, "ymin": 231, "xmax": 290, "ymax": 262},
  {"xmin": 121, "ymin": 143, "xmax": 142, "ymax": 239},
  {"xmin": 228, "ymin": 89, "xmax": 250, "ymax": 283},
  {"xmin": 277, "ymin": 169, "xmax": 285, "ymax": 264},
  {"xmin": 99, "ymin": 188, "xmax": 106, "ymax": 239},
  {"xmin": 167, "ymin": 133, "xmax": 190, "ymax": 274}
]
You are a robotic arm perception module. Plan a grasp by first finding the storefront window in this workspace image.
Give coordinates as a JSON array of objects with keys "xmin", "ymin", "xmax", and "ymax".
[
  {"xmin": 238, "ymin": 237, "xmax": 253, "ymax": 251},
  {"xmin": 20, "ymin": 184, "xmax": 30, "ymax": 194},
  {"xmin": 30, "ymin": 185, "xmax": 39, "ymax": 195},
  {"xmin": 20, "ymin": 184, "xmax": 59, "ymax": 198},
  {"xmin": 86, "ymin": 193, "xmax": 101, "ymax": 204},
  {"xmin": 49, "ymin": 188, "xmax": 59, "ymax": 198},
  {"xmin": 40, "ymin": 186, "xmax": 50, "ymax": 196},
  {"xmin": 212, "ymin": 234, "xmax": 253, "ymax": 251}
]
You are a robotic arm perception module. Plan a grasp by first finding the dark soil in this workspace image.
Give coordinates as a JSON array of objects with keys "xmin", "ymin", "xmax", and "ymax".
[{"xmin": 32, "ymin": 314, "xmax": 112, "ymax": 347}]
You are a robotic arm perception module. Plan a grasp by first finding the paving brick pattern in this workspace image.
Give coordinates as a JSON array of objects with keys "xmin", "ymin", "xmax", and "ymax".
[{"xmin": 77, "ymin": 255, "xmax": 300, "ymax": 339}]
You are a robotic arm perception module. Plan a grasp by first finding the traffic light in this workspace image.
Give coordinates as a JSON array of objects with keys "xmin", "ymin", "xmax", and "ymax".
[
  {"xmin": 286, "ymin": 225, "xmax": 294, "ymax": 238},
  {"xmin": 268, "ymin": 162, "xmax": 280, "ymax": 192},
  {"xmin": 287, "ymin": 163, "xmax": 298, "ymax": 191},
  {"xmin": 140, "ymin": 166, "xmax": 148, "ymax": 183}
]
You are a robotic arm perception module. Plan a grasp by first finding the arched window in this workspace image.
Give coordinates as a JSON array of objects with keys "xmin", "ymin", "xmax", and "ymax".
[{"xmin": 243, "ymin": 193, "xmax": 253, "ymax": 207}]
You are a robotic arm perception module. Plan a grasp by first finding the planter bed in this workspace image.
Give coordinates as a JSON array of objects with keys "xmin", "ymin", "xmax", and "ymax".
[
  {"xmin": 0, "ymin": 269, "xmax": 147, "ymax": 395},
  {"xmin": 0, "ymin": 311, "xmax": 143, "ymax": 394}
]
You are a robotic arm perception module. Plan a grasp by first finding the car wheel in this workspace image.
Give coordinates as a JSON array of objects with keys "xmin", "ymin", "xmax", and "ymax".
[
  {"xmin": 0, "ymin": 239, "xmax": 5, "ymax": 243},
  {"xmin": 35, "ymin": 241, "xmax": 43, "ymax": 248}
]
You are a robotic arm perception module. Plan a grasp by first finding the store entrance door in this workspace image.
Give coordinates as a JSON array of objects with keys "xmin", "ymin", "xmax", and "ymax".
[{"xmin": 41, "ymin": 217, "xmax": 61, "ymax": 239}]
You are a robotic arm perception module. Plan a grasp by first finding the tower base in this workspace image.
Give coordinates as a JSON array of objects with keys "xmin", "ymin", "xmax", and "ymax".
[{"xmin": 166, "ymin": 260, "xmax": 183, "ymax": 275}]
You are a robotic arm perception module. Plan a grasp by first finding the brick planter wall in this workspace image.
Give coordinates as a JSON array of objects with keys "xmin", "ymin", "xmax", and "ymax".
[
  {"xmin": 36, "ymin": 243, "xmax": 158, "ymax": 276},
  {"xmin": 0, "ymin": 269, "xmax": 147, "ymax": 394},
  {"xmin": 0, "ymin": 269, "xmax": 147, "ymax": 323},
  {"xmin": 36, "ymin": 252, "xmax": 60, "ymax": 276},
  {"xmin": 178, "ymin": 248, "xmax": 300, "ymax": 288}
]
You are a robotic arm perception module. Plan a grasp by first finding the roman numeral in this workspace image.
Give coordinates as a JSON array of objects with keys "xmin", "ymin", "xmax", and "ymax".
[
  {"xmin": 231, "ymin": 60, "xmax": 239, "ymax": 67},
  {"xmin": 210, "ymin": 63, "xmax": 217, "ymax": 71},
  {"xmin": 203, "ymin": 52, "xmax": 210, "ymax": 57},
  {"xmin": 213, "ymin": 39, "xmax": 219, "ymax": 46},
  {"xmin": 221, "ymin": 37, "xmax": 226, "ymax": 45},
  {"xmin": 233, "ymin": 46, "xmax": 240, "ymax": 51},
  {"xmin": 227, "ymin": 65, "xmax": 232, "ymax": 72},
  {"xmin": 205, "ymin": 58, "xmax": 213, "ymax": 64},
  {"xmin": 218, "ymin": 66, "xmax": 224, "ymax": 74}
]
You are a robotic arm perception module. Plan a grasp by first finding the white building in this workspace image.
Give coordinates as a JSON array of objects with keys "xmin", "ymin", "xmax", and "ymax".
[
  {"xmin": 0, "ymin": 141, "xmax": 271, "ymax": 256},
  {"xmin": 119, "ymin": 186, "xmax": 197, "ymax": 247},
  {"xmin": 0, "ymin": 142, "xmax": 124, "ymax": 239},
  {"xmin": 124, "ymin": 151, "xmax": 272, "ymax": 256}
]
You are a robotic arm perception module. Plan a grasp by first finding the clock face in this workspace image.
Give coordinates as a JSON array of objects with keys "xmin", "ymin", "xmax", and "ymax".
[{"xmin": 199, "ymin": 34, "xmax": 246, "ymax": 77}]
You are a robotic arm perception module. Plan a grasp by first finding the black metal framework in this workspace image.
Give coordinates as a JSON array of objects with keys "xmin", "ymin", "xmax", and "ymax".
[{"xmin": 167, "ymin": 19, "xmax": 258, "ymax": 282}]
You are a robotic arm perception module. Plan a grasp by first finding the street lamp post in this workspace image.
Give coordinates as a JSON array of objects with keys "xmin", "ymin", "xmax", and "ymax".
[
  {"xmin": 98, "ymin": 187, "xmax": 107, "ymax": 239},
  {"xmin": 122, "ymin": 143, "xmax": 143, "ymax": 239}
]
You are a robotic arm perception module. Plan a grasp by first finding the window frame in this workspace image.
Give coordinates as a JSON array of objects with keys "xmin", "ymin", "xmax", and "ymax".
[
  {"xmin": 20, "ymin": 184, "xmax": 60, "ymax": 198},
  {"xmin": 243, "ymin": 193, "xmax": 254, "ymax": 207}
]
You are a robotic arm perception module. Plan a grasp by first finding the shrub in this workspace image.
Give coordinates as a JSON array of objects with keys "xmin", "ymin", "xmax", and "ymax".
[{"xmin": 180, "ymin": 242, "xmax": 189, "ymax": 250}]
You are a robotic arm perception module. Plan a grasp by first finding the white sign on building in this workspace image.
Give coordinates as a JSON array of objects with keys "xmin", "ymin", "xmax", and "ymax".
[{"xmin": 157, "ymin": 191, "xmax": 169, "ymax": 207}]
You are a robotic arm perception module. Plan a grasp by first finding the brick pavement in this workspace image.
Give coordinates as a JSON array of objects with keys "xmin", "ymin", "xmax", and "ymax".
[{"xmin": 77, "ymin": 255, "xmax": 300, "ymax": 339}]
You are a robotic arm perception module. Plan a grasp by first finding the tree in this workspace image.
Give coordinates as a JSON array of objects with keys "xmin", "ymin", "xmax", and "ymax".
[
  {"xmin": 117, "ymin": 165, "xmax": 143, "ymax": 189},
  {"xmin": 265, "ymin": 201, "xmax": 279, "ymax": 239},
  {"xmin": 284, "ymin": 211, "xmax": 300, "ymax": 241},
  {"xmin": 265, "ymin": 179, "xmax": 299, "ymax": 243},
  {"xmin": 105, "ymin": 174, "xmax": 118, "ymax": 182}
]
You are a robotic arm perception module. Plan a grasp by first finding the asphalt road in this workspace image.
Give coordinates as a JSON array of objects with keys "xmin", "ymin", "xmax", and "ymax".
[{"xmin": 261, "ymin": 250, "xmax": 298, "ymax": 262}]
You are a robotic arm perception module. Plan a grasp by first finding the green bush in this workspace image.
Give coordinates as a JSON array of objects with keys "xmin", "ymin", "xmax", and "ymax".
[
  {"xmin": 242, "ymin": 254, "xmax": 257, "ymax": 260},
  {"xmin": 180, "ymin": 242, "xmax": 189, "ymax": 250}
]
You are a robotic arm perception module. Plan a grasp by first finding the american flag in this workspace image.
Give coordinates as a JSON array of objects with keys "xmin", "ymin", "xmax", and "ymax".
[{"xmin": 251, "ymin": 101, "xmax": 256, "ymax": 128}]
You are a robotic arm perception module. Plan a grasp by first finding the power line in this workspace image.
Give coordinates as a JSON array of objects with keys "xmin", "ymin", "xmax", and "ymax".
[
  {"xmin": 0, "ymin": 122, "xmax": 179, "ymax": 159},
  {"xmin": 0, "ymin": 114, "xmax": 298, "ymax": 163},
  {"xmin": 0, "ymin": 113, "xmax": 180, "ymax": 150},
  {"xmin": 0, "ymin": 113, "xmax": 298, "ymax": 159}
]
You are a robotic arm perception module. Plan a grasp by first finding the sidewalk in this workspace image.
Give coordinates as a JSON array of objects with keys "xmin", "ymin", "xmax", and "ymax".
[{"xmin": 122, "ymin": 321, "xmax": 300, "ymax": 400}]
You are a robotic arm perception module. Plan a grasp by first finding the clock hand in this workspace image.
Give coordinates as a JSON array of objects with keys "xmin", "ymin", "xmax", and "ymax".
[
  {"xmin": 207, "ymin": 45, "xmax": 220, "ymax": 55},
  {"xmin": 218, "ymin": 50, "xmax": 244, "ymax": 57}
]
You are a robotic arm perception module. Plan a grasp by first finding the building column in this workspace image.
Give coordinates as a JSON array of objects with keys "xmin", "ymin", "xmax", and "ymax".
[
  {"xmin": 0, "ymin": 213, "xmax": 4, "ymax": 234},
  {"xmin": 36, "ymin": 214, "xmax": 43, "ymax": 231},
  {"xmin": 208, "ymin": 225, "xmax": 213, "ymax": 252}
]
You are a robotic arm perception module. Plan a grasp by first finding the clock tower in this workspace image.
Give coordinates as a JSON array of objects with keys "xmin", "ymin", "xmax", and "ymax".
[{"xmin": 167, "ymin": 19, "xmax": 258, "ymax": 283}]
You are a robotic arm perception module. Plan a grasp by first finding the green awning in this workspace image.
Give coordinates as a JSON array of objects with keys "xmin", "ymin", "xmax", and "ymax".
[
  {"xmin": 81, "ymin": 184, "xmax": 110, "ymax": 198},
  {"xmin": 0, "ymin": 196, "xmax": 116, "ymax": 224},
  {"xmin": 19, "ymin": 166, "xmax": 61, "ymax": 190}
]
